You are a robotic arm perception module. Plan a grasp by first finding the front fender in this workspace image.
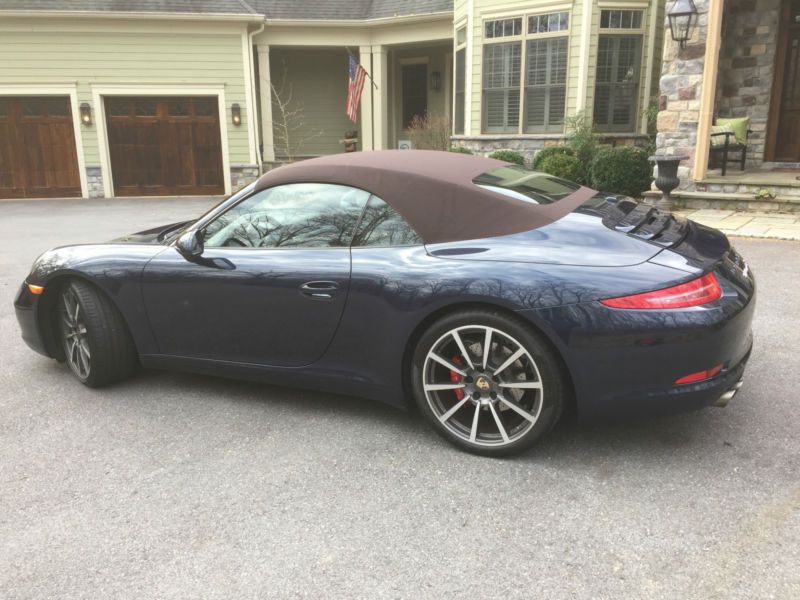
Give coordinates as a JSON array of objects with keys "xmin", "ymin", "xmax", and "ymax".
[{"xmin": 26, "ymin": 244, "xmax": 167, "ymax": 356}]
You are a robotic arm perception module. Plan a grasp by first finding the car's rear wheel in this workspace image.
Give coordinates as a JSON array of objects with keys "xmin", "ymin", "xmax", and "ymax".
[
  {"xmin": 57, "ymin": 279, "xmax": 138, "ymax": 387},
  {"xmin": 411, "ymin": 309, "xmax": 565, "ymax": 456}
]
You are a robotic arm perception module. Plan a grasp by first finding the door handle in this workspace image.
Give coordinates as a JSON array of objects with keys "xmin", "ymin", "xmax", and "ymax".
[{"xmin": 299, "ymin": 281, "xmax": 339, "ymax": 299}]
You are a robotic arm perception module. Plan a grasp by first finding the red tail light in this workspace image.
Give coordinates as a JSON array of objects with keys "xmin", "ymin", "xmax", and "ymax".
[
  {"xmin": 675, "ymin": 364, "xmax": 723, "ymax": 385},
  {"xmin": 600, "ymin": 273, "xmax": 721, "ymax": 310}
]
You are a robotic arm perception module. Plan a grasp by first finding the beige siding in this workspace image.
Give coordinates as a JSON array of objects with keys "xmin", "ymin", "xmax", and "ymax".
[
  {"xmin": 0, "ymin": 19, "xmax": 252, "ymax": 167},
  {"xmin": 269, "ymin": 48, "xmax": 354, "ymax": 157}
]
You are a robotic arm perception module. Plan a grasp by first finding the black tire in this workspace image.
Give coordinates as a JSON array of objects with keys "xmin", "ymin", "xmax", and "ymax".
[
  {"xmin": 411, "ymin": 308, "xmax": 566, "ymax": 457},
  {"xmin": 56, "ymin": 279, "xmax": 138, "ymax": 387}
]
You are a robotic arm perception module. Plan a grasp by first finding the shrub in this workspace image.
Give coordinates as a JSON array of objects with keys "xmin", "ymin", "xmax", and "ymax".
[
  {"xmin": 590, "ymin": 146, "xmax": 653, "ymax": 198},
  {"xmin": 533, "ymin": 146, "xmax": 574, "ymax": 170},
  {"xmin": 488, "ymin": 149, "xmax": 525, "ymax": 166},
  {"xmin": 407, "ymin": 114, "xmax": 451, "ymax": 150},
  {"xmin": 449, "ymin": 146, "xmax": 473, "ymax": 154},
  {"xmin": 564, "ymin": 111, "xmax": 597, "ymax": 167},
  {"xmin": 539, "ymin": 153, "xmax": 585, "ymax": 183}
]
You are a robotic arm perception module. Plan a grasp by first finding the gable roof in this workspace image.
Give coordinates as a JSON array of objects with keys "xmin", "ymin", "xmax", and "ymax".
[
  {"xmin": 0, "ymin": 0, "xmax": 454, "ymax": 20},
  {"xmin": 0, "ymin": 0, "xmax": 260, "ymax": 16}
]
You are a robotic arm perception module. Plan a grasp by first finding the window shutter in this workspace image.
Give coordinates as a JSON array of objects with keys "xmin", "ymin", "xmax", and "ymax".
[
  {"xmin": 454, "ymin": 49, "xmax": 466, "ymax": 135},
  {"xmin": 524, "ymin": 37, "xmax": 567, "ymax": 133},
  {"xmin": 593, "ymin": 35, "xmax": 642, "ymax": 132},
  {"xmin": 482, "ymin": 42, "xmax": 522, "ymax": 133}
]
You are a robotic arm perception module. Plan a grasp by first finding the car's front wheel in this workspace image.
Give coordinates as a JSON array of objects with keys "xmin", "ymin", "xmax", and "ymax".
[
  {"xmin": 57, "ymin": 279, "xmax": 138, "ymax": 387},
  {"xmin": 411, "ymin": 309, "xmax": 566, "ymax": 456}
]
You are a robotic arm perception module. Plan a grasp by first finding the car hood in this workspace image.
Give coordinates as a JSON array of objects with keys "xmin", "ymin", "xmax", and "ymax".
[
  {"xmin": 426, "ymin": 195, "xmax": 680, "ymax": 267},
  {"xmin": 111, "ymin": 221, "xmax": 194, "ymax": 244}
]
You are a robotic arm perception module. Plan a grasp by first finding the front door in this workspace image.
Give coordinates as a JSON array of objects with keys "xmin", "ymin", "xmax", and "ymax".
[
  {"xmin": 141, "ymin": 183, "xmax": 368, "ymax": 367},
  {"xmin": 768, "ymin": 0, "xmax": 800, "ymax": 161},
  {"xmin": 402, "ymin": 63, "xmax": 428, "ymax": 129}
]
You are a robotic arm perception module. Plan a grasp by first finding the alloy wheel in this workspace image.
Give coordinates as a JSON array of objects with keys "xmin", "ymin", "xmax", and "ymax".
[
  {"xmin": 59, "ymin": 287, "xmax": 91, "ymax": 380},
  {"xmin": 422, "ymin": 325, "xmax": 544, "ymax": 447}
]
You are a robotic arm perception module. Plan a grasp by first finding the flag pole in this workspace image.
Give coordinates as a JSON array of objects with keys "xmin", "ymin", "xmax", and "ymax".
[{"xmin": 346, "ymin": 47, "xmax": 378, "ymax": 90}]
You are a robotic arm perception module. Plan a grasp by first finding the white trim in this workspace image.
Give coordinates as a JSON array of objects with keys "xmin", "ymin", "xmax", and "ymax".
[
  {"xmin": 241, "ymin": 31, "xmax": 257, "ymax": 166},
  {"xmin": 263, "ymin": 12, "xmax": 453, "ymax": 27},
  {"xmin": 477, "ymin": 1, "xmax": 571, "ymax": 15},
  {"xmin": 641, "ymin": 1, "xmax": 660, "ymax": 134},
  {"xmin": 479, "ymin": 4, "xmax": 572, "ymax": 20},
  {"xmin": 0, "ymin": 10, "xmax": 261, "ymax": 22},
  {"xmin": 0, "ymin": 83, "xmax": 88, "ymax": 198},
  {"xmin": 444, "ymin": 51, "xmax": 453, "ymax": 121},
  {"xmin": 465, "ymin": 0, "xmax": 474, "ymax": 136},
  {"xmin": 597, "ymin": 2, "xmax": 649, "ymax": 8},
  {"xmin": 91, "ymin": 84, "xmax": 232, "ymax": 198},
  {"xmin": 256, "ymin": 45, "xmax": 275, "ymax": 162},
  {"xmin": 576, "ymin": 0, "xmax": 594, "ymax": 112}
]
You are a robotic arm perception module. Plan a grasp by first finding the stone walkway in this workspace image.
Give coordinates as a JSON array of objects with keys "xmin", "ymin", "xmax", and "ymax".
[{"xmin": 674, "ymin": 209, "xmax": 800, "ymax": 241}]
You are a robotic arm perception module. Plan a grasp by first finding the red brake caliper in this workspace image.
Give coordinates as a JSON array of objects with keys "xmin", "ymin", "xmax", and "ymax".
[{"xmin": 450, "ymin": 356, "xmax": 465, "ymax": 400}]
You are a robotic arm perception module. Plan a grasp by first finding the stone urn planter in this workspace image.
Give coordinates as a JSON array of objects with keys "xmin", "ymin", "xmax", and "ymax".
[{"xmin": 648, "ymin": 154, "xmax": 689, "ymax": 211}]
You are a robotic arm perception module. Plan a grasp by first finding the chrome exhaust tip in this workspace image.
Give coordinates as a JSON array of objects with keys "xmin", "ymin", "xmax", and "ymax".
[{"xmin": 713, "ymin": 379, "xmax": 743, "ymax": 408}]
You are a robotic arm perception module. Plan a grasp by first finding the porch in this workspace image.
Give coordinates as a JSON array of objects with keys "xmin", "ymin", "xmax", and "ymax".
[
  {"xmin": 252, "ymin": 17, "xmax": 452, "ymax": 164},
  {"xmin": 646, "ymin": 167, "xmax": 800, "ymax": 212}
]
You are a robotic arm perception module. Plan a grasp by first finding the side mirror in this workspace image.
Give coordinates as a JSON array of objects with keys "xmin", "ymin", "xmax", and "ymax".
[{"xmin": 176, "ymin": 230, "xmax": 204, "ymax": 259}]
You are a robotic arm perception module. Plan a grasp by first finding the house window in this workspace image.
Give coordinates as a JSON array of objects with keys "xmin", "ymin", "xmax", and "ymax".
[
  {"xmin": 485, "ymin": 18, "xmax": 522, "ymax": 38},
  {"xmin": 483, "ymin": 42, "xmax": 521, "ymax": 132},
  {"xmin": 600, "ymin": 9, "xmax": 643, "ymax": 29},
  {"xmin": 528, "ymin": 12, "xmax": 569, "ymax": 34},
  {"xmin": 525, "ymin": 37, "xmax": 568, "ymax": 132},
  {"xmin": 454, "ymin": 48, "xmax": 466, "ymax": 134},
  {"xmin": 481, "ymin": 11, "xmax": 570, "ymax": 134},
  {"xmin": 593, "ymin": 35, "xmax": 642, "ymax": 132}
]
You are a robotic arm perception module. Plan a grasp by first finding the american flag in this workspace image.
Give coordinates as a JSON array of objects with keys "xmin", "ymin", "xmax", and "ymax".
[{"xmin": 346, "ymin": 55, "xmax": 367, "ymax": 123}]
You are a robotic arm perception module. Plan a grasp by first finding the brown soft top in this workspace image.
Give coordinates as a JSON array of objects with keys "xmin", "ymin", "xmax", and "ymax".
[{"xmin": 254, "ymin": 150, "xmax": 596, "ymax": 244}]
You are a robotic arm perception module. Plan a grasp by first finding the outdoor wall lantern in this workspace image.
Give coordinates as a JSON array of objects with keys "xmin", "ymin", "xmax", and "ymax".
[
  {"xmin": 231, "ymin": 103, "xmax": 241, "ymax": 126},
  {"xmin": 79, "ymin": 103, "xmax": 92, "ymax": 126},
  {"xmin": 668, "ymin": 0, "xmax": 698, "ymax": 49},
  {"xmin": 430, "ymin": 71, "xmax": 441, "ymax": 91}
]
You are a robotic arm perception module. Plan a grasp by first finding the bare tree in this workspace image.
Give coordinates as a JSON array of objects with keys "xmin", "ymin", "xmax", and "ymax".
[{"xmin": 270, "ymin": 61, "xmax": 322, "ymax": 161}]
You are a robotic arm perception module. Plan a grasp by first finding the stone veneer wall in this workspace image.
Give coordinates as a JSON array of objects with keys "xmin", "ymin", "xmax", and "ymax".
[
  {"xmin": 451, "ymin": 134, "xmax": 650, "ymax": 166},
  {"xmin": 715, "ymin": 0, "xmax": 780, "ymax": 166},
  {"xmin": 655, "ymin": 0, "xmax": 709, "ymax": 189},
  {"xmin": 229, "ymin": 165, "xmax": 260, "ymax": 192},
  {"xmin": 84, "ymin": 165, "xmax": 260, "ymax": 198}
]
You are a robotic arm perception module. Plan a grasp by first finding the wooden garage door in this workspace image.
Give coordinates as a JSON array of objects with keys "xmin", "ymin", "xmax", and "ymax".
[
  {"xmin": 105, "ymin": 96, "xmax": 225, "ymax": 196},
  {"xmin": 0, "ymin": 97, "xmax": 81, "ymax": 199}
]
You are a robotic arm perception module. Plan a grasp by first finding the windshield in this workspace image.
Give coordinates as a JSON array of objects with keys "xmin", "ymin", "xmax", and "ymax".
[{"xmin": 473, "ymin": 165, "xmax": 582, "ymax": 205}]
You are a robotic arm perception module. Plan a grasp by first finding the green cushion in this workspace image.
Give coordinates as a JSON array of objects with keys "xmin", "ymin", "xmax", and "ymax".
[
  {"xmin": 710, "ymin": 124, "xmax": 734, "ymax": 147},
  {"xmin": 715, "ymin": 117, "xmax": 750, "ymax": 145}
]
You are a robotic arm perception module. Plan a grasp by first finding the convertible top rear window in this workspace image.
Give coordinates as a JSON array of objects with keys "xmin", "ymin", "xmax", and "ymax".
[{"xmin": 473, "ymin": 166, "xmax": 581, "ymax": 205}]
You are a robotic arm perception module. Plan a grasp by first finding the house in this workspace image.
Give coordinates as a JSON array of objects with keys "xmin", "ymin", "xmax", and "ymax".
[
  {"xmin": 656, "ymin": 0, "xmax": 800, "ymax": 212},
  {"xmin": 0, "ymin": 0, "xmax": 666, "ymax": 200}
]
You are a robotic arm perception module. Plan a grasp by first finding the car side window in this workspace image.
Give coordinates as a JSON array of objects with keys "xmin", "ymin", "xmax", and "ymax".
[
  {"xmin": 202, "ymin": 183, "xmax": 370, "ymax": 248},
  {"xmin": 352, "ymin": 195, "xmax": 423, "ymax": 247}
]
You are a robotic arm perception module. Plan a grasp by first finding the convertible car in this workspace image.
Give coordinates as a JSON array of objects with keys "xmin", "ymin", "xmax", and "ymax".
[{"xmin": 14, "ymin": 150, "xmax": 755, "ymax": 456}]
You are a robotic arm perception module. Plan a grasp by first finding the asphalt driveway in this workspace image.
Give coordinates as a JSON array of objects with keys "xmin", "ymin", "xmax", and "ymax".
[{"xmin": 1, "ymin": 197, "xmax": 798, "ymax": 599}]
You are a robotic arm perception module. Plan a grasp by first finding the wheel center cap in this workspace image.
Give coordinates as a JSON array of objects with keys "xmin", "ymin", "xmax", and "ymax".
[{"xmin": 475, "ymin": 376, "xmax": 491, "ymax": 392}]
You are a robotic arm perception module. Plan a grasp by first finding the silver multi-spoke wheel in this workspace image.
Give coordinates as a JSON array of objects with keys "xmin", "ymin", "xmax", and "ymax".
[
  {"xmin": 59, "ymin": 287, "xmax": 91, "ymax": 380},
  {"xmin": 422, "ymin": 325, "xmax": 545, "ymax": 448}
]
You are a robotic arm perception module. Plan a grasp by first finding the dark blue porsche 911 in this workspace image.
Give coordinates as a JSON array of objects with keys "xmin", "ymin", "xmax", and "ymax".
[{"xmin": 14, "ymin": 150, "xmax": 755, "ymax": 456}]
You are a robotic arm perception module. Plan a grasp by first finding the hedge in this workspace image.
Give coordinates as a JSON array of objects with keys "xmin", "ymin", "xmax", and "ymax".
[
  {"xmin": 538, "ymin": 153, "xmax": 585, "ymax": 183},
  {"xmin": 590, "ymin": 146, "xmax": 653, "ymax": 198},
  {"xmin": 488, "ymin": 149, "xmax": 525, "ymax": 166}
]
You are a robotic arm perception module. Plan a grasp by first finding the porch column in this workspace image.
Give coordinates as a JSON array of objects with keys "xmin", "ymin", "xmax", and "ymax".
[
  {"xmin": 655, "ymin": 0, "xmax": 721, "ymax": 187},
  {"xmin": 372, "ymin": 46, "xmax": 389, "ymax": 150},
  {"xmin": 693, "ymin": 0, "xmax": 725, "ymax": 180},
  {"xmin": 256, "ymin": 44, "xmax": 275, "ymax": 163},
  {"xmin": 359, "ymin": 45, "xmax": 374, "ymax": 151}
]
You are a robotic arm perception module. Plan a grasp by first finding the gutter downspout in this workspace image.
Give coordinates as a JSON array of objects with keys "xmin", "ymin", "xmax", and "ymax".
[{"xmin": 248, "ymin": 19, "xmax": 266, "ymax": 175}]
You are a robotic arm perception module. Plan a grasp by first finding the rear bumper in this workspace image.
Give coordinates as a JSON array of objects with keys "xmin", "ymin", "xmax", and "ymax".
[
  {"xmin": 14, "ymin": 283, "xmax": 51, "ymax": 357},
  {"xmin": 519, "ymin": 263, "xmax": 756, "ymax": 420}
]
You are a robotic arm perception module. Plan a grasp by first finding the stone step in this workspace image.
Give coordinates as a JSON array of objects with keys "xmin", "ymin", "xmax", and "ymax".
[{"xmin": 642, "ymin": 190, "xmax": 800, "ymax": 213}]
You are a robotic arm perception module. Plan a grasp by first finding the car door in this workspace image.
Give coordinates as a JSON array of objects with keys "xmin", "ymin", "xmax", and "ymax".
[{"xmin": 141, "ymin": 183, "xmax": 369, "ymax": 367}]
